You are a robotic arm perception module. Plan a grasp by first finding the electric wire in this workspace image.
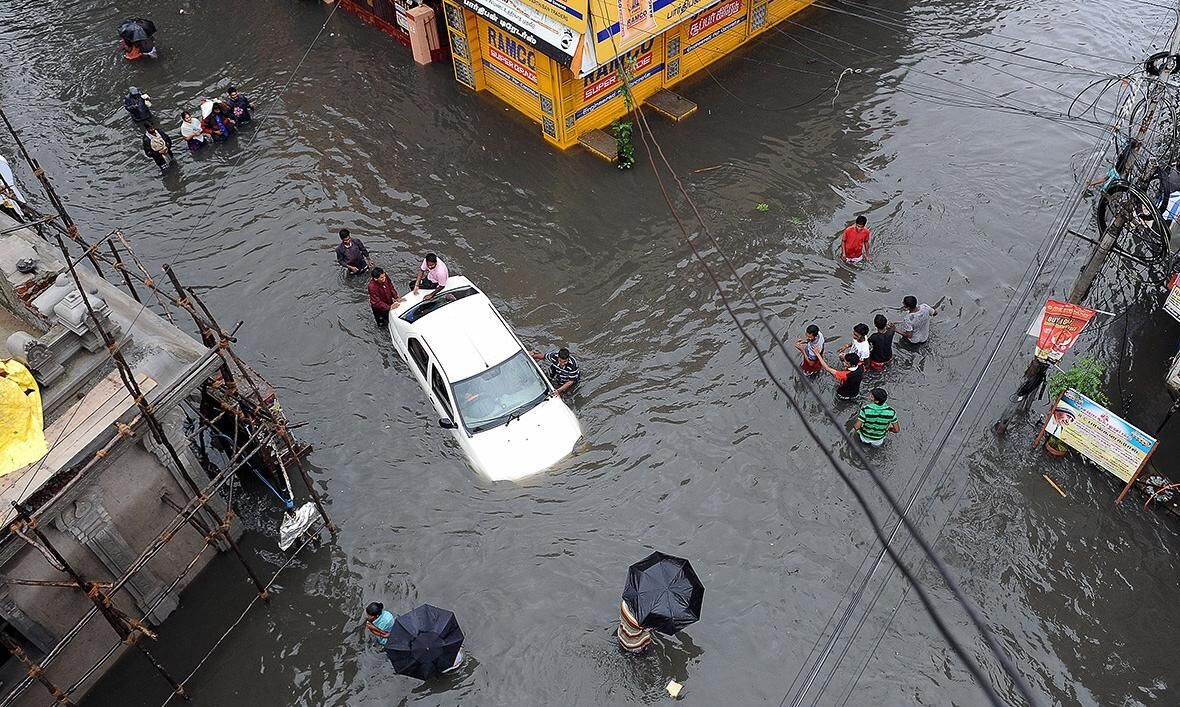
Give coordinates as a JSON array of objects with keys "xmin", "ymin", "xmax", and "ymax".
[
  {"xmin": 611, "ymin": 8, "xmax": 1163, "ymax": 705},
  {"xmin": 629, "ymin": 111, "xmax": 1018, "ymax": 707},
  {"xmin": 776, "ymin": 22, "xmax": 1121, "ymax": 129},
  {"xmin": 823, "ymin": 67, "xmax": 1169, "ymax": 700},
  {"xmin": 788, "ymin": 129, "xmax": 1114, "ymax": 707},
  {"xmin": 817, "ymin": 0, "xmax": 1133, "ymax": 77},
  {"xmin": 828, "ymin": 0, "xmax": 1149, "ymax": 65},
  {"xmin": 582, "ymin": 0, "xmax": 1039, "ymax": 699},
  {"xmin": 595, "ymin": 28, "xmax": 1045, "ymax": 707}
]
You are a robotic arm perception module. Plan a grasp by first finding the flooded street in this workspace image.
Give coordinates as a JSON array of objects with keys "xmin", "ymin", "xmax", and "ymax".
[{"xmin": 2, "ymin": 0, "xmax": 1180, "ymax": 704}]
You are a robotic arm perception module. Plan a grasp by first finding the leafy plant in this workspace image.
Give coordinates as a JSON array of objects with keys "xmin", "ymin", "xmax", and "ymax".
[
  {"xmin": 614, "ymin": 119, "xmax": 635, "ymax": 170},
  {"xmin": 1048, "ymin": 355, "xmax": 1109, "ymax": 406},
  {"xmin": 756, "ymin": 203, "xmax": 769, "ymax": 212},
  {"xmin": 615, "ymin": 57, "xmax": 637, "ymax": 171}
]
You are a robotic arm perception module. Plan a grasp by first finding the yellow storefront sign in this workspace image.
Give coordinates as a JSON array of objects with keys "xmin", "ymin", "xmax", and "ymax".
[{"xmin": 586, "ymin": 0, "xmax": 726, "ymax": 68}]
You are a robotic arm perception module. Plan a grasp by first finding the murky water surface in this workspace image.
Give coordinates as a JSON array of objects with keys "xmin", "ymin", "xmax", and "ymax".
[{"xmin": 2, "ymin": 0, "xmax": 1179, "ymax": 705}]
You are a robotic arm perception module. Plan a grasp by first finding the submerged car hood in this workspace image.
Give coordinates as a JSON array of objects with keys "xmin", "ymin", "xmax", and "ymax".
[{"xmin": 464, "ymin": 397, "xmax": 581, "ymax": 481}]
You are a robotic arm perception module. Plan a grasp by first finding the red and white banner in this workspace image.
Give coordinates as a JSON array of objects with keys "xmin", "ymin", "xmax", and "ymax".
[{"xmin": 1034, "ymin": 299, "xmax": 1096, "ymax": 362}]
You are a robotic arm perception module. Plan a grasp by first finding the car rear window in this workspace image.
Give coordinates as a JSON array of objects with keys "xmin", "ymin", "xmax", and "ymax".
[{"xmin": 400, "ymin": 287, "xmax": 478, "ymax": 323}]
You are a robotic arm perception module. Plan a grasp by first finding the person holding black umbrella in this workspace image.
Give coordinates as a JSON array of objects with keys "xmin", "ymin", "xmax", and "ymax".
[
  {"xmin": 385, "ymin": 603, "xmax": 465, "ymax": 680},
  {"xmin": 618, "ymin": 550, "xmax": 704, "ymax": 652}
]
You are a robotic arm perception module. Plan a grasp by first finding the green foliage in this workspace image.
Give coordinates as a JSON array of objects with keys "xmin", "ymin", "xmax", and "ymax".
[
  {"xmin": 614, "ymin": 56, "xmax": 637, "ymax": 171},
  {"xmin": 1048, "ymin": 355, "xmax": 1110, "ymax": 406},
  {"xmin": 756, "ymin": 203, "xmax": 769, "ymax": 212},
  {"xmin": 613, "ymin": 120, "xmax": 635, "ymax": 170}
]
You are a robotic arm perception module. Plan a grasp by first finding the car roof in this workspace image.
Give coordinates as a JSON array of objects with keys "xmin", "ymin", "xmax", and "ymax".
[{"xmin": 410, "ymin": 278, "xmax": 523, "ymax": 380}]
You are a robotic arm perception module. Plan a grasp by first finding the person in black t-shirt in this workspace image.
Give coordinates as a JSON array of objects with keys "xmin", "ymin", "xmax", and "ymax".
[
  {"xmin": 820, "ymin": 352, "xmax": 864, "ymax": 401},
  {"xmin": 867, "ymin": 314, "xmax": 895, "ymax": 371}
]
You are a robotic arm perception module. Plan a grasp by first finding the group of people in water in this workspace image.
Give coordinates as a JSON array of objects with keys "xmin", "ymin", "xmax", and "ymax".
[
  {"xmin": 127, "ymin": 85, "xmax": 255, "ymax": 172},
  {"xmin": 791, "ymin": 215, "xmax": 940, "ymax": 447},
  {"xmin": 117, "ymin": 16, "xmax": 242, "ymax": 172}
]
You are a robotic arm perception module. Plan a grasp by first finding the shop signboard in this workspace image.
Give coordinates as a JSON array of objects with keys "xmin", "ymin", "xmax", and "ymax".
[
  {"xmin": 573, "ymin": 38, "xmax": 663, "ymax": 124},
  {"xmin": 461, "ymin": 0, "xmax": 583, "ymax": 66},
  {"xmin": 587, "ymin": 0, "xmax": 725, "ymax": 70},
  {"xmin": 1044, "ymin": 388, "xmax": 1156, "ymax": 483}
]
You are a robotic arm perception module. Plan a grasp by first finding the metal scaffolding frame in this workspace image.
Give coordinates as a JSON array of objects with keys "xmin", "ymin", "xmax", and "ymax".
[{"xmin": 0, "ymin": 108, "xmax": 338, "ymax": 705}]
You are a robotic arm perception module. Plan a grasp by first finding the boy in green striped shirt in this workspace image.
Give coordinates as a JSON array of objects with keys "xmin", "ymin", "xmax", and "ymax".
[{"xmin": 855, "ymin": 388, "xmax": 900, "ymax": 446}]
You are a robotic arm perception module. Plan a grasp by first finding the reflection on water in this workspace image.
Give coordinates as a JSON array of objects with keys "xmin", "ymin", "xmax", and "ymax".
[{"xmin": 1, "ymin": 0, "xmax": 1179, "ymax": 705}]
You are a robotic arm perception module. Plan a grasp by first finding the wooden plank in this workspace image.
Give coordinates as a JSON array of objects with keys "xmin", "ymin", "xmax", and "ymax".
[
  {"xmin": 646, "ymin": 89, "xmax": 697, "ymax": 122},
  {"xmin": 0, "ymin": 372, "xmax": 156, "ymax": 508},
  {"xmin": 578, "ymin": 128, "xmax": 617, "ymax": 162}
]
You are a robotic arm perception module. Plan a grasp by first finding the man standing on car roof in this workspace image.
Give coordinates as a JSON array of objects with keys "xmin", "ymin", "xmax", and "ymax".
[{"xmin": 530, "ymin": 347, "xmax": 580, "ymax": 398}]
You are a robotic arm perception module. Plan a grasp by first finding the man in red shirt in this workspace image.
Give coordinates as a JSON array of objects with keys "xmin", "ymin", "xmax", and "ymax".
[
  {"xmin": 368, "ymin": 267, "xmax": 403, "ymax": 327},
  {"xmin": 842, "ymin": 215, "xmax": 870, "ymax": 263}
]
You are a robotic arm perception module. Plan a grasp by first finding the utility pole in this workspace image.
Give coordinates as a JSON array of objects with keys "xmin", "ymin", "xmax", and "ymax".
[
  {"xmin": 996, "ymin": 16, "xmax": 1180, "ymax": 434},
  {"xmin": 1069, "ymin": 26, "xmax": 1180, "ymax": 303}
]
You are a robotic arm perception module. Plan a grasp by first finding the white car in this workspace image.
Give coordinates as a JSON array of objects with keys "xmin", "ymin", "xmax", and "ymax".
[{"xmin": 388, "ymin": 276, "xmax": 581, "ymax": 481}]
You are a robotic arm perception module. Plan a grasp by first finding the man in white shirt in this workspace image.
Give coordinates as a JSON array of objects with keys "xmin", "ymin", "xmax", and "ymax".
[{"xmin": 900, "ymin": 296, "xmax": 937, "ymax": 345}]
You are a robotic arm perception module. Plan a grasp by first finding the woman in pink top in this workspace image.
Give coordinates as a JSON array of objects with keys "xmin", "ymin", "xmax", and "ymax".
[{"xmin": 412, "ymin": 253, "xmax": 449, "ymax": 300}]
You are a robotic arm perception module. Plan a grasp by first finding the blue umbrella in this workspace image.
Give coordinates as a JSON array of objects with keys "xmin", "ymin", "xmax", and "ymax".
[
  {"xmin": 385, "ymin": 604, "xmax": 464, "ymax": 680},
  {"xmin": 622, "ymin": 551, "xmax": 704, "ymax": 635}
]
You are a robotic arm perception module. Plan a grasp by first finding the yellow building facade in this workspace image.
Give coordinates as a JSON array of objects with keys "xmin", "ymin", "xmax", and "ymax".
[{"xmin": 441, "ymin": 0, "xmax": 815, "ymax": 149}]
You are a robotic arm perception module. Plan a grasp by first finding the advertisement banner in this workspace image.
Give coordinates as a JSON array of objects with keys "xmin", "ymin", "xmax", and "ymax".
[
  {"xmin": 461, "ymin": 0, "xmax": 583, "ymax": 66},
  {"xmin": 518, "ymin": 0, "xmax": 588, "ymax": 34},
  {"xmin": 1045, "ymin": 389, "xmax": 1156, "ymax": 483},
  {"xmin": 588, "ymin": 0, "xmax": 725, "ymax": 68},
  {"xmin": 1034, "ymin": 299, "xmax": 1096, "ymax": 362},
  {"xmin": 1164, "ymin": 273, "xmax": 1180, "ymax": 321}
]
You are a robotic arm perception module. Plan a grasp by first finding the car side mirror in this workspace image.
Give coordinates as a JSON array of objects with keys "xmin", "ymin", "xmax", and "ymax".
[{"xmin": 439, "ymin": 418, "xmax": 456, "ymax": 429}]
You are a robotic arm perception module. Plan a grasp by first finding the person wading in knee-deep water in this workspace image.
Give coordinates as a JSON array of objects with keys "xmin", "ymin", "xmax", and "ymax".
[
  {"xmin": 368, "ymin": 267, "xmax": 403, "ymax": 328},
  {"xmin": 141, "ymin": 124, "xmax": 173, "ymax": 172}
]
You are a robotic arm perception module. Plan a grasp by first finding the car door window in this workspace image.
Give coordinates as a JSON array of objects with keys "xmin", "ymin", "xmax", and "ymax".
[
  {"xmin": 408, "ymin": 338, "xmax": 429, "ymax": 378},
  {"xmin": 431, "ymin": 366, "xmax": 454, "ymax": 419}
]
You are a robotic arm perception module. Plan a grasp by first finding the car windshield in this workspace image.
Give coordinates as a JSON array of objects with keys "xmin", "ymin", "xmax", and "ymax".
[
  {"xmin": 452, "ymin": 350, "xmax": 548, "ymax": 432},
  {"xmin": 400, "ymin": 287, "xmax": 478, "ymax": 323}
]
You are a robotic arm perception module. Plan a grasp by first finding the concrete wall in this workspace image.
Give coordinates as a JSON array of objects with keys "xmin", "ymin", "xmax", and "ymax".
[{"xmin": 2, "ymin": 425, "xmax": 237, "ymax": 705}]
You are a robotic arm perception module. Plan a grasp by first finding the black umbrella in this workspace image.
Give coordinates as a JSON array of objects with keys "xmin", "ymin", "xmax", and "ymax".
[
  {"xmin": 622, "ymin": 551, "xmax": 704, "ymax": 635},
  {"xmin": 385, "ymin": 604, "xmax": 465, "ymax": 680},
  {"xmin": 118, "ymin": 18, "xmax": 157, "ymax": 44}
]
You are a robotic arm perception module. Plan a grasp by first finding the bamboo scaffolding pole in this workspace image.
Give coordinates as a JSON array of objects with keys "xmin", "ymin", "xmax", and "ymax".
[
  {"xmin": 8, "ymin": 504, "xmax": 190, "ymax": 702},
  {"xmin": 0, "ymin": 428, "xmax": 269, "ymax": 707},
  {"xmin": 0, "ymin": 631, "xmax": 75, "ymax": 706}
]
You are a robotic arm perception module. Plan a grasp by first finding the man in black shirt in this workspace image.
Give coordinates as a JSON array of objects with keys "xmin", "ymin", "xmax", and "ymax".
[
  {"xmin": 335, "ymin": 229, "xmax": 371, "ymax": 275},
  {"xmin": 819, "ymin": 352, "xmax": 864, "ymax": 401},
  {"xmin": 867, "ymin": 314, "xmax": 895, "ymax": 371},
  {"xmin": 225, "ymin": 85, "xmax": 255, "ymax": 125}
]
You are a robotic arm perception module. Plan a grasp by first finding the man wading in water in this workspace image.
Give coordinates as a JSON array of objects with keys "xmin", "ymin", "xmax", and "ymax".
[
  {"xmin": 335, "ymin": 229, "xmax": 371, "ymax": 275},
  {"xmin": 367, "ymin": 267, "xmax": 403, "ymax": 327}
]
